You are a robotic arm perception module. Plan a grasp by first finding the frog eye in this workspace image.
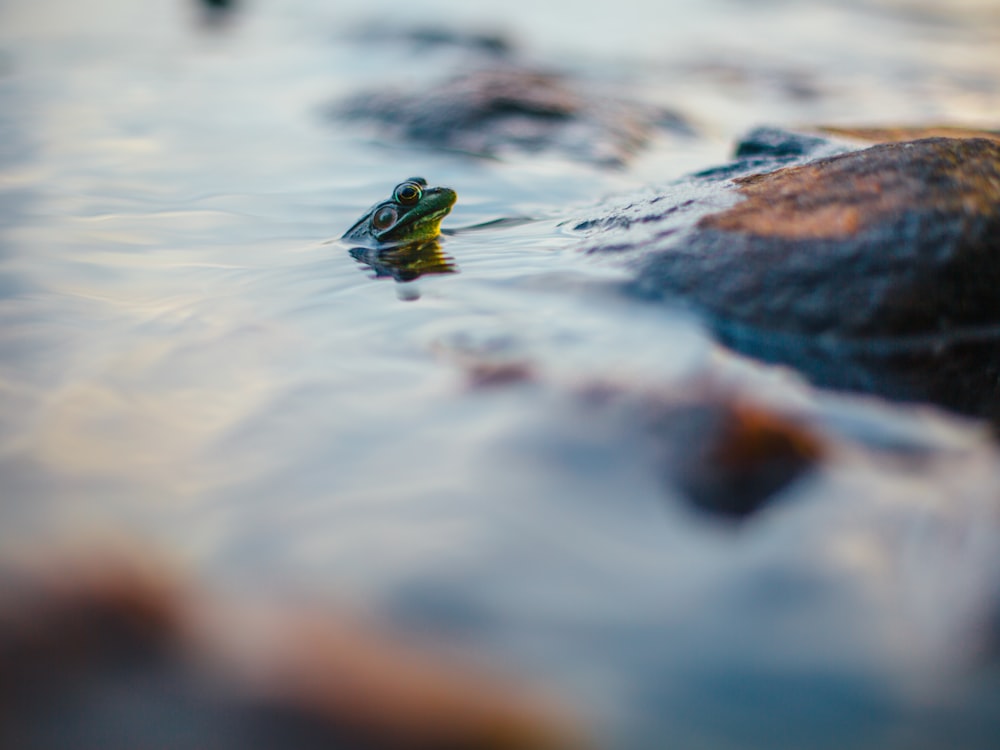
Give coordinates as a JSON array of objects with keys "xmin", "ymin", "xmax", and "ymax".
[
  {"xmin": 372, "ymin": 205, "xmax": 398, "ymax": 231},
  {"xmin": 393, "ymin": 182, "xmax": 422, "ymax": 205}
]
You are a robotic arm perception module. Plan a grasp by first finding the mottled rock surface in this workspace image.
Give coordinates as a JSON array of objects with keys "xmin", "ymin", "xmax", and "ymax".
[
  {"xmin": 636, "ymin": 137, "xmax": 1000, "ymax": 338},
  {"xmin": 576, "ymin": 128, "xmax": 1000, "ymax": 419}
]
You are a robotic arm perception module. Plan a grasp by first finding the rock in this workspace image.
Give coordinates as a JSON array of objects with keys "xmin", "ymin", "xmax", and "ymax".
[
  {"xmin": 638, "ymin": 137, "xmax": 1000, "ymax": 338},
  {"xmin": 714, "ymin": 324, "xmax": 1000, "ymax": 426},
  {"xmin": 689, "ymin": 126, "xmax": 850, "ymax": 181},
  {"xmin": 0, "ymin": 555, "xmax": 584, "ymax": 750},
  {"xmin": 567, "ymin": 382, "xmax": 829, "ymax": 520},
  {"xmin": 648, "ymin": 399, "xmax": 826, "ymax": 519},
  {"xmin": 576, "ymin": 129, "xmax": 1000, "ymax": 420},
  {"xmin": 733, "ymin": 126, "xmax": 833, "ymax": 160},
  {"xmin": 336, "ymin": 67, "xmax": 692, "ymax": 167}
]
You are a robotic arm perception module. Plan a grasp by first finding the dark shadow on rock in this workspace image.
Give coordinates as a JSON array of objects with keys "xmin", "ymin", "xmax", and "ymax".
[{"xmin": 715, "ymin": 322, "xmax": 1000, "ymax": 426}]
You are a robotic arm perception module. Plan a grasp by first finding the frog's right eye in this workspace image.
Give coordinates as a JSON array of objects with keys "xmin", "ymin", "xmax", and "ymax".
[
  {"xmin": 394, "ymin": 182, "xmax": 422, "ymax": 205},
  {"xmin": 373, "ymin": 205, "xmax": 398, "ymax": 231}
]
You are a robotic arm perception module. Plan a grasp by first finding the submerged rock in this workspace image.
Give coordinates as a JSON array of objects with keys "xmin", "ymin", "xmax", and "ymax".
[
  {"xmin": 337, "ymin": 67, "xmax": 692, "ymax": 167},
  {"xmin": 651, "ymin": 400, "xmax": 826, "ymax": 520},
  {"xmin": 576, "ymin": 128, "xmax": 1000, "ymax": 420}
]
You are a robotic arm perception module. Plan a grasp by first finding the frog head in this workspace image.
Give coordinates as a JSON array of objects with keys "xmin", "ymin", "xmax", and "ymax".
[{"xmin": 343, "ymin": 177, "xmax": 457, "ymax": 245}]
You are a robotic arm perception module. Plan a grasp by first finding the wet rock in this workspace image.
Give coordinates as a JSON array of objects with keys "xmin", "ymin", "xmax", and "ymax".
[
  {"xmin": 0, "ymin": 555, "xmax": 584, "ymax": 750},
  {"xmin": 577, "ymin": 130, "xmax": 1000, "ymax": 419},
  {"xmin": 337, "ymin": 67, "xmax": 692, "ymax": 167},
  {"xmin": 715, "ymin": 323, "xmax": 1000, "ymax": 426},
  {"xmin": 733, "ymin": 126, "xmax": 833, "ymax": 160},
  {"xmin": 691, "ymin": 126, "xmax": 848, "ymax": 181},
  {"xmin": 639, "ymin": 137, "xmax": 1000, "ymax": 338},
  {"xmin": 649, "ymin": 399, "xmax": 826, "ymax": 519}
]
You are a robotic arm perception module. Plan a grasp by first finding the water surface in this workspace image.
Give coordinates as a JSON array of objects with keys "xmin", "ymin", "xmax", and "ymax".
[{"xmin": 2, "ymin": 1, "xmax": 1000, "ymax": 747}]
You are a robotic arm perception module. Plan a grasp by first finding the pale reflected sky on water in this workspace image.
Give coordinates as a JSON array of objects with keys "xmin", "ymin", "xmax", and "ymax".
[{"xmin": 1, "ymin": 1, "xmax": 1000, "ymax": 747}]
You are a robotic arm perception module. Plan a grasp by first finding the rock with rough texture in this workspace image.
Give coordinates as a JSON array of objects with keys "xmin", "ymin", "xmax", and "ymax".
[
  {"xmin": 576, "ymin": 128, "xmax": 1000, "ymax": 420},
  {"xmin": 635, "ymin": 136, "xmax": 1000, "ymax": 338},
  {"xmin": 337, "ymin": 67, "xmax": 692, "ymax": 167}
]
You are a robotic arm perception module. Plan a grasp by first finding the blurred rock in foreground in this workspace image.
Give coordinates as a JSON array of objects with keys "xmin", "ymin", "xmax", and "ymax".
[{"xmin": 0, "ymin": 554, "xmax": 584, "ymax": 750}]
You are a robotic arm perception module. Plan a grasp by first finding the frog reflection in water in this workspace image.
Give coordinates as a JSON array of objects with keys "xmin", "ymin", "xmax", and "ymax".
[{"xmin": 343, "ymin": 177, "xmax": 458, "ymax": 282}]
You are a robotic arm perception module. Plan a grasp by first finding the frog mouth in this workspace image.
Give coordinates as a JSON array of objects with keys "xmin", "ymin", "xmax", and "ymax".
[
  {"xmin": 394, "ymin": 188, "xmax": 456, "ymax": 240},
  {"xmin": 409, "ymin": 205, "xmax": 453, "ymax": 232}
]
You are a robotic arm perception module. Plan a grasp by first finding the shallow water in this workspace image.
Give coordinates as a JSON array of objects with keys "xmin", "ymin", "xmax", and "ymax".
[{"xmin": 2, "ymin": 0, "xmax": 1000, "ymax": 747}]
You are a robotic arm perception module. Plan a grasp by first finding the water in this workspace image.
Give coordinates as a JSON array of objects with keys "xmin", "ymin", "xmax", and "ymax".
[{"xmin": 2, "ymin": 0, "xmax": 1000, "ymax": 746}]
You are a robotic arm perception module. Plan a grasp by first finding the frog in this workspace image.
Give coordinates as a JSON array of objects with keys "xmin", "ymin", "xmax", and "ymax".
[{"xmin": 342, "ymin": 177, "xmax": 457, "ymax": 245}]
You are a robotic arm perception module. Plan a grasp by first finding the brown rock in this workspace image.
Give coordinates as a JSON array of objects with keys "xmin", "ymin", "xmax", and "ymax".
[
  {"xmin": 609, "ymin": 135, "xmax": 1000, "ymax": 420},
  {"xmin": 632, "ymin": 137, "xmax": 1000, "ymax": 339},
  {"xmin": 651, "ymin": 400, "xmax": 826, "ymax": 519},
  {"xmin": 704, "ymin": 137, "xmax": 1000, "ymax": 242}
]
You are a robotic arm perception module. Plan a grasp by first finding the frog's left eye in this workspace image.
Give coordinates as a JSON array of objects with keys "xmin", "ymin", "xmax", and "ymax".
[
  {"xmin": 394, "ymin": 182, "xmax": 422, "ymax": 205},
  {"xmin": 373, "ymin": 205, "xmax": 398, "ymax": 231}
]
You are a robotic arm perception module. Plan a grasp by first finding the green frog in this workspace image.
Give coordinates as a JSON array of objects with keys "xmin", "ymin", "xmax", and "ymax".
[{"xmin": 342, "ymin": 177, "xmax": 457, "ymax": 245}]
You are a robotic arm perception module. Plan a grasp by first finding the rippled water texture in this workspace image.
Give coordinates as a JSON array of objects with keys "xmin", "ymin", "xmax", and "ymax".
[{"xmin": 2, "ymin": 0, "xmax": 1000, "ymax": 747}]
